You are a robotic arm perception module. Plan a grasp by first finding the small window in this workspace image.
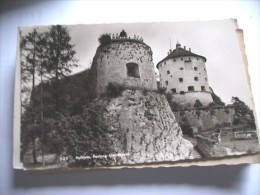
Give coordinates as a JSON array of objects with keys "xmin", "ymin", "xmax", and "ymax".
[
  {"xmin": 174, "ymin": 59, "xmax": 176, "ymax": 62},
  {"xmin": 126, "ymin": 63, "xmax": 140, "ymax": 78},
  {"xmin": 167, "ymin": 70, "xmax": 170, "ymax": 74},
  {"xmin": 164, "ymin": 62, "xmax": 166, "ymax": 65},
  {"xmin": 180, "ymin": 67, "xmax": 184, "ymax": 70},
  {"xmin": 205, "ymin": 77, "xmax": 207, "ymax": 81},
  {"xmin": 165, "ymin": 81, "xmax": 168, "ymax": 85},
  {"xmin": 180, "ymin": 91, "xmax": 185, "ymax": 95},
  {"xmin": 188, "ymin": 86, "xmax": 194, "ymax": 91},
  {"xmin": 197, "ymin": 58, "xmax": 199, "ymax": 60},
  {"xmin": 171, "ymin": 88, "xmax": 176, "ymax": 93},
  {"xmin": 194, "ymin": 67, "xmax": 198, "ymax": 71},
  {"xmin": 179, "ymin": 78, "xmax": 183, "ymax": 82},
  {"xmin": 201, "ymin": 86, "xmax": 205, "ymax": 91},
  {"xmin": 194, "ymin": 77, "xmax": 198, "ymax": 81},
  {"xmin": 181, "ymin": 58, "xmax": 183, "ymax": 61}
]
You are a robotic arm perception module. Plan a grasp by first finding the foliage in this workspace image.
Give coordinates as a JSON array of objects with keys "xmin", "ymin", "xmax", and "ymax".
[
  {"xmin": 98, "ymin": 33, "xmax": 112, "ymax": 46},
  {"xmin": 231, "ymin": 97, "xmax": 253, "ymax": 117},
  {"xmin": 208, "ymin": 102, "xmax": 217, "ymax": 107},
  {"xmin": 47, "ymin": 25, "xmax": 79, "ymax": 80},
  {"xmin": 56, "ymin": 106, "xmax": 116, "ymax": 166},
  {"xmin": 106, "ymin": 82, "xmax": 125, "ymax": 97},
  {"xmin": 165, "ymin": 93, "xmax": 182, "ymax": 111},
  {"xmin": 210, "ymin": 87, "xmax": 225, "ymax": 106},
  {"xmin": 157, "ymin": 87, "xmax": 166, "ymax": 94},
  {"xmin": 231, "ymin": 96, "xmax": 256, "ymax": 129},
  {"xmin": 194, "ymin": 99, "xmax": 203, "ymax": 108},
  {"xmin": 179, "ymin": 117, "xmax": 194, "ymax": 137},
  {"xmin": 20, "ymin": 26, "xmax": 80, "ymax": 166},
  {"xmin": 119, "ymin": 30, "xmax": 127, "ymax": 38}
]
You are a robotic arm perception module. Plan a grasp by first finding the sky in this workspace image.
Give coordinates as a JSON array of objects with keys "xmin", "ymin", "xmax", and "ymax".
[{"xmin": 21, "ymin": 19, "xmax": 253, "ymax": 107}]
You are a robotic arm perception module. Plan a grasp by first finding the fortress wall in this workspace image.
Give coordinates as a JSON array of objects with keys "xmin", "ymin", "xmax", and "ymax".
[
  {"xmin": 170, "ymin": 91, "xmax": 213, "ymax": 107},
  {"xmin": 174, "ymin": 106, "xmax": 235, "ymax": 132},
  {"xmin": 92, "ymin": 41, "xmax": 157, "ymax": 95}
]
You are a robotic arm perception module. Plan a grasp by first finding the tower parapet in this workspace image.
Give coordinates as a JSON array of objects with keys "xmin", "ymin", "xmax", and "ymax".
[{"xmin": 157, "ymin": 42, "xmax": 213, "ymax": 107}]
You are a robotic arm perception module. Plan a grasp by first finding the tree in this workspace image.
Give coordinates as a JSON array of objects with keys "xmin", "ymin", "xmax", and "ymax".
[
  {"xmin": 231, "ymin": 97, "xmax": 253, "ymax": 117},
  {"xmin": 20, "ymin": 28, "xmax": 44, "ymax": 164},
  {"xmin": 46, "ymin": 25, "xmax": 79, "ymax": 111},
  {"xmin": 231, "ymin": 96, "xmax": 256, "ymax": 129}
]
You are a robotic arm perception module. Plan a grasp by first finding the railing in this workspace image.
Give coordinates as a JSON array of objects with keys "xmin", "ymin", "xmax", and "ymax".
[{"xmin": 111, "ymin": 34, "xmax": 144, "ymax": 42}]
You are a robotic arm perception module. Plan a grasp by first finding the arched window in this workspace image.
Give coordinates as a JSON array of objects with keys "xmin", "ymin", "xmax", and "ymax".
[
  {"xmin": 180, "ymin": 91, "xmax": 185, "ymax": 95},
  {"xmin": 126, "ymin": 63, "xmax": 140, "ymax": 78}
]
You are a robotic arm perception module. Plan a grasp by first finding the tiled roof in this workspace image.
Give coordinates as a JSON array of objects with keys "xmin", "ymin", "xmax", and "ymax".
[{"xmin": 156, "ymin": 47, "xmax": 207, "ymax": 68}]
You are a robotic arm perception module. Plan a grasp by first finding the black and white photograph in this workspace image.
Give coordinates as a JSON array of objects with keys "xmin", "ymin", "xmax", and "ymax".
[{"xmin": 16, "ymin": 19, "xmax": 260, "ymax": 170}]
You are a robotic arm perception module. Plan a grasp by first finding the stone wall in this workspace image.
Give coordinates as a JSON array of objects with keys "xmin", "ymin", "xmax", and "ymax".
[
  {"xmin": 91, "ymin": 40, "xmax": 157, "ymax": 96},
  {"xmin": 170, "ymin": 91, "xmax": 213, "ymax": 107},
  {"xmin": 94, "ymin": 90, "xmax": 196, "ymax": 164},
  {"xmin": 174, "ymin": 106, "xmax": 235, "ymax": 132}
]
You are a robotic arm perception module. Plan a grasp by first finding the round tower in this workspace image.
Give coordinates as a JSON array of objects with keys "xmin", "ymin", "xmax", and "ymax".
[
  {"xmin": 91, "ymin": 31, "xmax": 157, "ymax": 96},
  {"xmin": 157, "ymin": 42, "xmax": 213, "ymax": 107}
]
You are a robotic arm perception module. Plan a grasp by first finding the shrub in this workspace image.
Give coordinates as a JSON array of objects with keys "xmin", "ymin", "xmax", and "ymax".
[
  {"xmin": 224, "ymin": 108, "xmax": 230, "ymax": 114},
  {"xmin": 119, "ymin": 30, "xmax": 127, "ymax": 38},
  {"xmin": 194, "ymin": 99, "xmax": 203, "ymax": 108},
  {"xmin": 106, "ymin": 82, "xmax": 125, "ymax": 97},
  {"xmin": 165, "ymin": 93, "xmax": 181, "ymax": 111},
  {"xmin": 195, "ymin": 109, "xmax": 201, "ymax": 117},
  {"xmin": 180, "ymin": 110, "xmax": 185, "ymax": 116},
  {"xmin": 208, "ymin": 102, "xmax": 217, "ymax": 107},
  {"xmin": 210, "ymin": 109, "xmax": 215, "ymax": 116},
  {"xmin": 98, "ymin": 34, "xmax": 112, "ymax": 46},
  {"xmin": 142, "ymin": 88, "xmax": 149, "ymax": 96},
  {"xmin": 179, "ymin": 118, "xmax": 194, "ymax": 137},
  {"xmin": 158, "ymin": 87, "xmax": 166, "ymax": 94}
]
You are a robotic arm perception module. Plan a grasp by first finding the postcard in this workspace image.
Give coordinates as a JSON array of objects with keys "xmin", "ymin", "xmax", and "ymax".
[{"xmin": 13, "ymin": 19, "xmax": 260, "ymax": 170}]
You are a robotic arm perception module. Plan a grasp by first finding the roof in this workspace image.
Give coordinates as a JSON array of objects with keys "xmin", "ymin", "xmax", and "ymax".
[{"xmin": 156, "ymin": 47, "xmax": 207, "ymax": 68}]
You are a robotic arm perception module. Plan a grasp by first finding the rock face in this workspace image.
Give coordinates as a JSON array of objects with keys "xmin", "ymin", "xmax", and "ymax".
[{"xmin": 95, "ymin": 89, "xmax": 195, "ymax": 164}]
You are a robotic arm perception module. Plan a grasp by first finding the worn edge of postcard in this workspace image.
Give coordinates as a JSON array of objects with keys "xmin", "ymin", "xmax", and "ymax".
[
  {"xmin": 13, "ymin": 28, "xmax": 23, "ymax": 169},
  {"xmin": 13, "ymin": 20, "xmax": 260, "ymax": 171}
]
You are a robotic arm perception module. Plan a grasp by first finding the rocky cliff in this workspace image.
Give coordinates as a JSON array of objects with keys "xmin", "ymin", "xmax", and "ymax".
[{"xmin": 92, "ymin": 89, "xmax": 196, "ymax": 165}]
